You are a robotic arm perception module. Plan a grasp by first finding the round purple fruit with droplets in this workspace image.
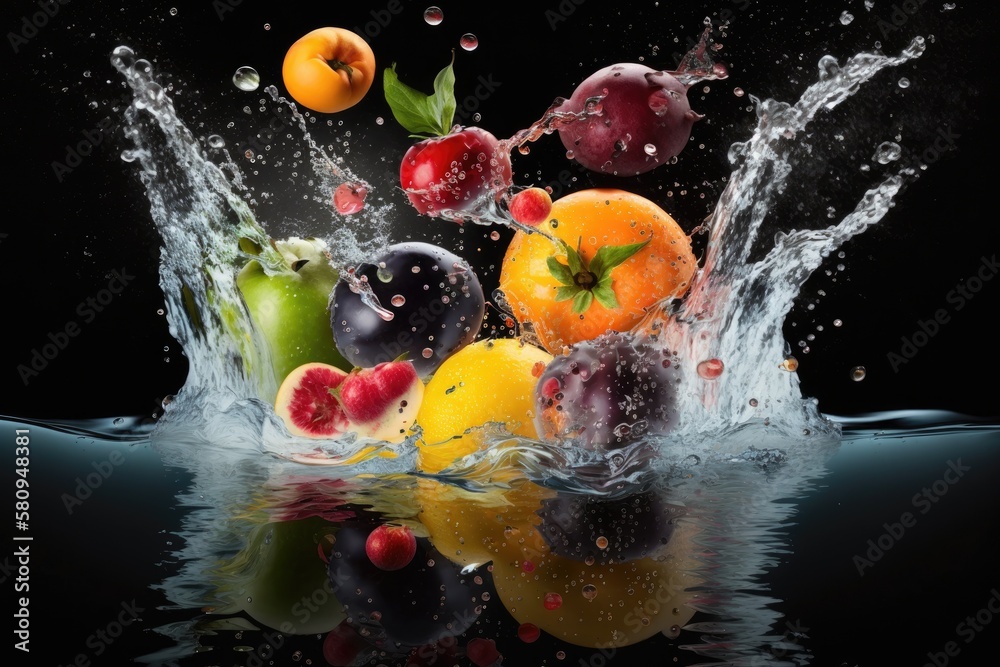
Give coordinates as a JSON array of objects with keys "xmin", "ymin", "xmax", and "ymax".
[
  {"xmin": 331, "ymin": 242, "xmax": 485, "ymax": 378},
  {"xmin": 555, "ymin": 63, "xmax": 701, "ymax": 176},
  {"xmin": 534, "ymin": 331, "xmax": 680, "ymax": 450}
]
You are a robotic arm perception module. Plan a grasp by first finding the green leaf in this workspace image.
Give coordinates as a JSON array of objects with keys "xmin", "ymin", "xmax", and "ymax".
[
  {"xmin": 564, "ymin": 238, "xmax": 584, "ymax": 275},
  {"xmin": 592, "ymin": 285, "xmax": 620, "ymax": 310},
  {"xmin": 591, "ymin": 238, "xmax": 650, "ymax": 279},
  {"xmin": 554, "ymin": 285, "xmax": 579, "ymax": 302},
  {"xmin": 546, "ymin": 256, "xmax": 576, "ymax": 286},
  {"xmin": 430, "ymin": 57, "xmax": 457, "ymax": 134},
  {"xmin": 383, "ymin": 56, "xmax": 457, "ymax": 138},
  {"xmin": 571, "ymin": 290, "xmax": 594, "ymax": 314}
]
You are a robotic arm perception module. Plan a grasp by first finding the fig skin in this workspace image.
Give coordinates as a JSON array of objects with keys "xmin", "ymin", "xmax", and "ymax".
[{"xmin": 556, "ymin": 63, "xmax": 698, "ymax": 176}]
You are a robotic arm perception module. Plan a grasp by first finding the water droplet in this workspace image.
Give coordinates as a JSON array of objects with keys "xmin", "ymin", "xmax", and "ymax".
[
  {"xmin": 169, "ymin": 7, "xmax": 178, "ymax": 16},
  {"xmin": 391, "ymin": 295, "xmax": 406, "ymax": 307},
  {"xmin": 522, "ymin": 560, "xmax": 535, "ymax": 572},
  {"xmin": 460, "ymin": 33, "xmax": 478, "ymax": 51},
  {"xmin": 490, "ymin": 230, "xmax": 501, "ymax": 241},
  {"xmin": 543, "ymin": 592, "xmax": 563, "ymax": 610},
  {"xmin": 898, "ymin": 77, "xmax": 910, "ymax": 88},
  {"xmin": 851, "ymin": 366, "xmax": 867, "ymax": 382},
  {"xmin": 518, "ymin": 622, "xmax": 540, "ymax": 643},
  {"xmin": 749, "ymin": 397, "xmax": 759, "ymax": 407},
  {"xmin": 818, "ymin": 55, "xmax": 840, "ymax": 80},
  {"xmin": 833, "ymin": 318, "xmax": 843, "ymax": 327},
  {"xmin": 581, "ymin": 584, "xmax": 598, "ymax": 600},
  {"xmin": 840, "ymin": 10, "xmax": 854, "ymax": 25},
  {"xmin": 734, "ymin": 87, "xmax": 745, "ymax": 97},
  {"xmin": 556, "ymin": 650, "xmax": 566, "ymax": 659},
  {"xmin": 422, "ymin": 348, "xmax": 434, "ymax": 359},
  {"xmin": 779, "ymin": 357, "xmax": 799, "ymax": 372},
  {"xmin": 207, "ymin": 134, "xmax": 225, "ymax": 149},
  {"xmin": 113, "ymin": 417, "xmax": 125, "ymax": 426},
  {"xmin": 423, "ymin": 6, "xmax": 443, "ymax": 25},
  {"xmin": 697, "ymin": 358, "xmax": 724, "ymax": 379},
  {"xmin": 873, "ymin": 141, "xmax": 902, "ymax": 164},
  {"xmin": 377, "ymin": 267, "xmax": 393, "ymax": 283},
  {"xmin": 263, "ymin": 23, "xmax": 271, "ymax": 30},
  {"xmin": 644, "ymin": 143, "xmax": 658, "ymax": 156},
  {"xmin": 595, "ymin": 536, "xmax": 609, "ymax": 549},
  {"xmin": 233, "ymin": 66, "xmax": 260, "ymax": 92},
  {"xmin": 473, "ymin": 112, "xmax": 482, "ymax": 122}
]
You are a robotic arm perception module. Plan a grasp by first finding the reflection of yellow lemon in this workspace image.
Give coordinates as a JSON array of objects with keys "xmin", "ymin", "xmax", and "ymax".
[
  {"xmin": 415, "ymin": 474, "xmax": 699, "ymax": 649},
  {"xmin": 415, "ymin": 338, "xmax": 552, "ymax": 473},
  {"xmin": 416, "ymin": 477, "xmax": 554, "ymax": 567},
  {"xmin": 490, "ymin": 518, "xmax": 699, "ymax": 648}
]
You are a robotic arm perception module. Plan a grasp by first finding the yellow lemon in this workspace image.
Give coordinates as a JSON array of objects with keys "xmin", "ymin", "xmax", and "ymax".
[{"xmin": 414, "ymin": 338, "xmax": 552, "ymax": 473}]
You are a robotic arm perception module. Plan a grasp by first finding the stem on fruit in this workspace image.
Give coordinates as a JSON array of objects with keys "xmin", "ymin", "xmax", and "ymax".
[{"xmin": 327, "ymin": 59, "xmax": 354, "ymax": 82}]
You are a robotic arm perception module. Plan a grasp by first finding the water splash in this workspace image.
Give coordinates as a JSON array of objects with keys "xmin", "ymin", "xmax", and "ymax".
[
  {"xmin": 644, "ymin": 37, "xmax": 927, "ymax": 442},
  {"xmin": 109, "ymin": 28, "xmax": 935, "ymax": 666}
]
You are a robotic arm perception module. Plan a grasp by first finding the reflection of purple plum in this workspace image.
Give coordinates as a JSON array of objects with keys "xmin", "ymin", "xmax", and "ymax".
[
  {"xmin": 536, "ymin": 490, "xmax": 683, "ymax": 565},
  {"xmin": 534, "ymin": 332, "xmax": 679, "ymax": 450},
  {"xmin": 327, "ymin": 521, "xmax": 486, "ymax": 651}
]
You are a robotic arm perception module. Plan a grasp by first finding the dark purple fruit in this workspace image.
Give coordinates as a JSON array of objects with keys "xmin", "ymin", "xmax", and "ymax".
[
  {"xmin": 327, "ymin": 521, "xmax": 486, "ymax": 651},
  {"xmin": 556, "ymin": 63, "xmax": 700, "ymax": 176},
  {"xmin": 536, "ymin": 490, "xmax": 682, "ymax": 565},
  {"xmin": 534, "ymin": 331, "xmax": 679, "ymax": 450},
  {"xmin": 331, "ymin": 242, "xmax": 485, "ymax": 377}
]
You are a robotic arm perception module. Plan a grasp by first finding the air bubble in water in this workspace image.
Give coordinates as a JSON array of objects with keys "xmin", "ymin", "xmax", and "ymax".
[
  {"xmin": 581, "ymin": 584, "xmax": 598, "ymax": 600},
  {"xmin": 873, "ymin": 141, "xmax": 902, "ymax": 164},
  {"xmin": 424, "ymin": 6, "xmax": 443, "ymax": 25},
  {"xmin": 460, "ymin": 33, "xmax": 478, "ymax": 51},
  {"xmin": 233, "ymin": 66, "xmax": 260, "ymax": 92}
]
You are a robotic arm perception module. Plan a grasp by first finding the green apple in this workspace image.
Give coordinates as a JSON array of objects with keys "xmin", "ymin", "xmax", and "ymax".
[
  {"xmin": 237, "ymin": 236, "xmax": 350, "ymax": 399},
  {"xmin": 218, "ymin": 515, "xmax": 346, "ymax": 635}
]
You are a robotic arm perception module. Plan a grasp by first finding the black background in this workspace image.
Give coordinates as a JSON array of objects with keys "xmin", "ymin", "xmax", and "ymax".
[
  {"xmin": 1, "ymin": 0, "xmax": 998, "ymax": 422},
  {"xmin": 2, "ymin": 1, "xmax": 1000, "ymax": 666}
]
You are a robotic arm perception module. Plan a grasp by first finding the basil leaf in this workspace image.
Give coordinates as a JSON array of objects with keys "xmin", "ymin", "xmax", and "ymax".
[{"xmin": 383, "ymin": 58, "xmax": 456, "ymax": 138}]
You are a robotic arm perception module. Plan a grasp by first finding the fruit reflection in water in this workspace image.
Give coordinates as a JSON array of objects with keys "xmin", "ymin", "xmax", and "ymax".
[
  {"xmin": 214, "ymin": 515, "xmax": 345, "ymax": 635},
  {"xmin": 416, "ymin": 477, "xmax": 698, "ymax": 648}
]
